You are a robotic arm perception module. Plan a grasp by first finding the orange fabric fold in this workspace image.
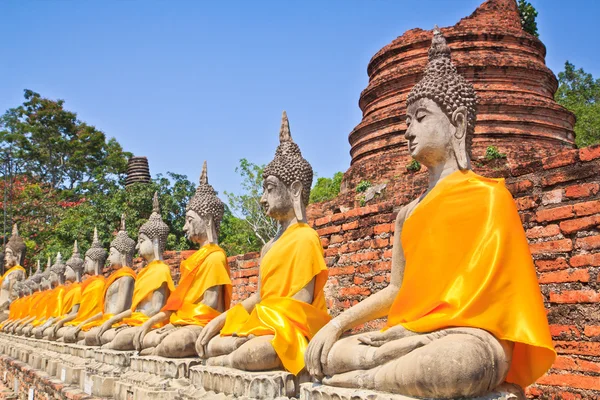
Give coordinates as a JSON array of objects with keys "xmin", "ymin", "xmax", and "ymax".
[
  {"xmin": 60, "ymin": 282, "xmax": 82, "ymax": 316},
  {"xmin": 116, "ymin": 260, "xmax": 174, "ymax": 327},
  {"xmin": 387, "ymin": 170, "xmax": 556, "ymax": 389},
  {"xmin": 65, "ymin": 275, "xmax": 105, "ymax": 326},
  {"xmin": 0, "ymin": 265, "xmax": 26, "ymax": 288},
  {"xmin": 220, "ymin": 223, "xmax": 330, "ymax": 375},
  {"xmin": 163, "ymin": 244, "xmax": 231, "ymax": 326}
]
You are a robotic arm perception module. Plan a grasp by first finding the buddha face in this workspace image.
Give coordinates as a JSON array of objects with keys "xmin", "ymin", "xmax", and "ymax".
[
  {"xmin": 405, "ymin": 98, "xmax": 458, "ymax": 167},
  {"xmin": 83, "ymin": 255, "xmax": 98, "ymax": 275},
  {"xmin": 183, "ymin": 210, "xmax": 208, "ymax": 244},
  {"xmin": 136, "ymin": 233, "xmax": 155, "ymax": 260},
  {"xmin": 260, "ymin": 175, "xmax": 295, "ymax": 222},
  {"xmin": 4, "ymin": 249, "xmax": 18, "ymax": 268},
  {"xmin": 49, "ymin": 272, "xmax": 59, "ymax": 288},
  {"xmin": 64, "ymin": 266, "xmax": 76, "ymax": 283},
  {"xmin": 108, "ymin": 247, "xmax": 125, "ymax": 268}
]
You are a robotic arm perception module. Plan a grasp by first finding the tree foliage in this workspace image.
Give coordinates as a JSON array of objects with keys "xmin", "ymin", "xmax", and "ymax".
[
  {"xmin": 556, "ymin": 61, "xmax": 600, "ymax": 148},
  {"xmin": 309, "ymin": 172, "xmax": 343, "ymax": 204},
  {"xmin": 0, "ymin": 90, "xmax": 197, "ymax": 266},
  {"xmin": 224, "ymin": 159, "xmax": 278, "ymax": 249},
  {"xmin": 517, "ymin": 0, "xmax": 539, "ymax": 37}
]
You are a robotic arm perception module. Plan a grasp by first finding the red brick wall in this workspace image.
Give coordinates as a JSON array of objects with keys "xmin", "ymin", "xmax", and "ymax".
[{"xmin": 135, "ymin": 145, "xmax": 600, "ymax": 398}]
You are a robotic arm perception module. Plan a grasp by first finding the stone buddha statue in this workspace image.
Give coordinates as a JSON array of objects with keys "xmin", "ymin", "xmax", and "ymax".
[
  {"xmin": 133, "ymin": 169, "xmax": 231, "ymax": 358},
  {"xmin": 52, "ymin": 229, "xmax": 108, "ymax": 341},
  {"xmin": 0, "ymin": 224, "xmax": 27, "ymax": 319},
  {"xmin": 197, "ymin": 112, "xmax": 330, "ymax": 375},
  {"xmin": 41, "ymin": 241, "xmax": 85, "ymax": 339},
  {"xmin": 304, "ymin": 29, "xmax": 556, "ymax": 399},
  {"xmin": 23, "ymin": 257, "xmax": 59, "ymax": 336},
  {"xmin": 32, "ymin": 252, "xmax": 68, "ymax": 338},
  {"xmin": 99, "ymin": 199, "xmax": 175, "ymax": 351},
  {"xmin": 79, "ymin": 215, "xmax": 137, "ymax": 345},
  {"xmin": 1, "ymin": 281, "xmax": 25, "ymax": 330},
  {"xmin": 14, "ymin": 263, "xmax": 44, "ymax": 335}
]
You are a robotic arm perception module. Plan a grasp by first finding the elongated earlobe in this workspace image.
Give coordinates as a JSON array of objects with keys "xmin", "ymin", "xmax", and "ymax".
[
  {"xmin": 206, "ymin": 215, "xmax": 216, "ymax": 244},
  {"xmin": 291, "ymin": 181, "xmax": 305, "ymax": 222},
  {"xmin": 451, "ymin": 106, "xmax": 469, "ymax": 170}
]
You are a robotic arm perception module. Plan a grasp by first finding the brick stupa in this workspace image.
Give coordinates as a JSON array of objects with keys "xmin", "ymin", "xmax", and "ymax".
[{"xmin": 345, "ymin": 0, "xmax": 576, "ymax": 189}]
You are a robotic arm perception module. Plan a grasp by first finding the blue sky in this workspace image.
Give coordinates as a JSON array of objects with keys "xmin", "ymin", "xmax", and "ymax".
[{"xmin": 1, "ymin": 0, "xmax": 598, "ymax": 197}]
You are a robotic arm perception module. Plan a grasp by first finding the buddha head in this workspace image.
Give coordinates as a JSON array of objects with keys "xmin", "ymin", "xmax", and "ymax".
[
  {"xmin": 405, "ymin": 27, "xmax": 477, "ymax": 171},
  {"xmin": 84, "ymin": 227, "xmax": 108, "ymax": 275},
  {"xmin": 49, "ymin": 252, "xmax": 66, "ymax": 287},
  {"xmin": 4, "ymin": 224, "xmax": 26, "ymax": 268},
  {"xmin": 108, "ymin": 215, "xmax": 136, "ymax": 268},
  {"xmin": 138, "ymin": 192, "xmax": 170, "ymax": 261},
  {"xmin": 261, "ymin": 111, "xmax": 313, "ymax": 223},
  {"xmin": 10, "ymin": 281, "xmax": 24, "ymax": 301},
  {"xmin": 65, "ymin": 240, "xmax": 84, "ymax": 283},
  {"xmin": 184, "ymin": 161, "xmax": 224, "ymax": 246}
]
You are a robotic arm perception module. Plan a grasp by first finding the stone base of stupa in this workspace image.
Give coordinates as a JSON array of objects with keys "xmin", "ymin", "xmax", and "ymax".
[
  {"xmin": 189, "ymin": 365, "xmax": 310, "ymax": 399},
  {"xmin": 81, "ymin": 348, "xmax": 135, "ymax": 397},
  {"xmin": 299, "ymin": 382, "xmax": 526, "ymax": 400}
]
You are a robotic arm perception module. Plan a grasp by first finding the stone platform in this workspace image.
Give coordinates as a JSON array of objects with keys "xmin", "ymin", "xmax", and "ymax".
[
  {"xmin": 300, "ymin": 383, "xmax": 526, "ymax": 400},
  {"xmin": 0, "ymin": 333, "xmax": 527, "ymax": 400}
]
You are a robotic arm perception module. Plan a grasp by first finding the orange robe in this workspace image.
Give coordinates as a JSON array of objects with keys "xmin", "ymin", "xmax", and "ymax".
[
  {"xmin": 80, "ymin": 267, "xmax": 137, "ymax": 331},
  {"xmin": 31, "ymin": 289, "xmax": 60, "ymax": 326},
  {"xmin": 65, "ymin": 275, "xmax": 106, "ymax": 326},
  {"xmin": 60, "ymin": 282, "xmax": 82, "ymax": 316},
  {"xmin": 117, "ymin": 261, "xmax": 174, "ymax": 327},
  {"xmin": 220, "ymin": 223, "xmax": 330, "ymax": 375},
  {"xmin": 163, "ymin": 244, "xmax": 231, "ymax": 326},
  {"xmin": 387, "ymin": 170, "xmax": 556, "ymax": 389},
  {"xmin": 0, "ymin": 265, "xmax": 26, "ymax": 288}
]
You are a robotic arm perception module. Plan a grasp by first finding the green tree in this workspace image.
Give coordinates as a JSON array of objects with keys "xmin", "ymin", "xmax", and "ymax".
[
  {"xmin": 219, "ymin": 207, "xmax": 262, "ymax": 256},
  {"xmin": 517, "ymin": 0, "xmax": 539, "ymax": 37},
  {"xmin": 224, "ymin": 159, "xmax": 277, "ymax": 248},
  {"xmin": 0, "ymin": 90, "xmax": 130, "ymax": 193},
  {"xmin": 555, "ymin": 61, "xmax": 600, "ymax": 148},
  {"xmin": 309, "ymin": 172, "xmax": 343, "ymax": 204}
]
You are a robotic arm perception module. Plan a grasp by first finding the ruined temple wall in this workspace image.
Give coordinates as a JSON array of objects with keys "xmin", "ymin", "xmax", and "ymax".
[{"xmin": 131, "ymin": 144, "xmax": 600, "ymax": 398}]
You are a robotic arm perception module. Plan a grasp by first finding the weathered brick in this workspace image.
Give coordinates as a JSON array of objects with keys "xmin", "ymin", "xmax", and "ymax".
[
  {"xmin": 584, "ymin": 326, "xmax": 600, "ymax": 337},
  {"xmin": 373, "ymin": 223, "xmax": 392, "ymax": 235},
  {"xmin": 342, "ymin": 220, "xmax": 359, "ymax": 231},
  {"xmin": 506, "ymin": 179, "xmax": 533, "ymax": 195},
  {"xmin": 570, "ymin": 252, "xmax": 600, "ymax": 267},
  {"xmin": 554, "ymin": 340, "xmax": 600, "ymax": 356},
  {"xmin": 550, "ymin": 290, "xmax": 600, "ymax": 303},
  {"xmin": 526, "ymin": 224, "xmax": 560, "ymax": 239},
  {"xmin": 559, "ymin": 215, "xmax": 600, "ymax": 234},
  {"xmin": 536, "ymin": 258, "xmax": 569, "ymax": 271},
  {"xmin": 549, "ymin": 325, "xmax": 581, "ymax": 339},
  {"xmin": 537, "ymin": 373, "xmax": 600, "ymax": 391},
  {"xmin": 539, "ymin": 269, "xmax": 589, "ymax": 284},
  {"xmin": 541, "ymin": 165, "xmax": 597, "ymax": 187},
  {"xmin": 315, "ymin": 216, "xmax": 331, "ymax": 227},
  {"xmin": 353, "ymin": 276, "xmax": 365, "ymax": 285},
  {"xmin": 529, "ymin": 239, "xmax": 573, "ymax": 254},
  {"xmin": 542, "ymin": 150, "xmax": 579, "ymax": 170},
  {"xmin": 349, "ymin": 251, "xmax": 380, "ymax": 263},
  {"xmin": 536, "ymin": 205, "xmax": 574, "ymax": 222},
  {"xmin": 329, "ymin": 266, "xmax": 355, "ymax": 276},
  {"xmin": 515, "ymin": 195, "xmax": 538, "ymax": 210},
  {"xmin": 579, "ymin": 144, "xmax": 600, "ymax": 161},
  {"xmin": 542, "ymin": 189, "xmax": 563, "ymax": 205},
  {"xmin": 574, "ymin": 200, "xmax": 600, "ymax": 216},
  {"xmin": 339, "ymin": 286, "xmax": 371, "ymax": 297},
  {"xmin": 565, "ymin": 182, "xmax": 600, "ymax": 199},
  {"xmin": 575, "ymin": 235, "xmax": 600, "ymax": 250},
  {"xmin": 316, "ymin": 225, "xmax": 341, "ymax": 236}
]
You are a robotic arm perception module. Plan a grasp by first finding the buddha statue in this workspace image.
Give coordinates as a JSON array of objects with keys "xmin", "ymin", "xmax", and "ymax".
[
  {"xmin": 196, "ymin": 112, "xmax": 330, "ymax": 375},
  {"xmin": 78, "ymin": 215, "xmax": 137, "ymax": 345},
  {"xmin": 32, "ymin": 252, "xmax": 68, "ymax": 338},
  {"xmin": 52, "ymin": 229, "xmax": 107, "ymax": 341},
  {"xmin": 133, "ymin": 170, "xmax": 231, "ymax": 358},
  {"xmin": 304, "ymin": 29, "xmax": 556, "ymax": 399},
  {"xmin": 0, "ymin": 224, "xmax": 27, "ymax": 320},
  {"xmin": 40, "ymin": 241, "xmax": 84, "ymax": 339},
  {"xmin": 2, "ymin": 280, "xmax": 31, "ymax": 333},
  {"xmin": 22, "ymin": 257, "xmax": 56, "ymax": 336},
  {"xmin": 1, "ymin": 281, "xmax": 26, "ymax": 330},
  {"xmin": 14, "ymin": 263, "xmax": 44, "ymax": 335},
  {"xmin": 99, "ymin": 199, "xmax": 175, "ymax": 351}
]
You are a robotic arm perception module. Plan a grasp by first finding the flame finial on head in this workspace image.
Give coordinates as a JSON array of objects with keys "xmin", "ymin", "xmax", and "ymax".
[
  {"xmin": 279, "ymin": 111, "xmax": 292, "ymax": 143},
  {"xmin": 152, "ymin": 192, "xmax": 160, "ymax": 214},
  {"xmin": 200, "ymin": 161, "xmax": 208, "ymax": 185},
  {"xmin": 139, "ymin": 192, "xmax": 170, "ymax": 253},
  {"xmin": 12, "ymin": 224, "xmax": 18, "ymax": 237}
]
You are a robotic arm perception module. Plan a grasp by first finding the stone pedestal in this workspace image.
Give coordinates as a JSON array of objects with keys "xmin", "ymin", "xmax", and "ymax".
[
  {"xmin": 82, "ymin": 348, "xmax": 135, "ymax": 397},
  {"xmin": 189, "ymin": 365, "xmax": 309, "ymax": 399},
  {"xmin": 299, "ymin": 383, "xmax": 526, "ymax": 400},
  {"xmin": 115, "ymin": 355, "xmax": 202, "ymax": 400}
]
